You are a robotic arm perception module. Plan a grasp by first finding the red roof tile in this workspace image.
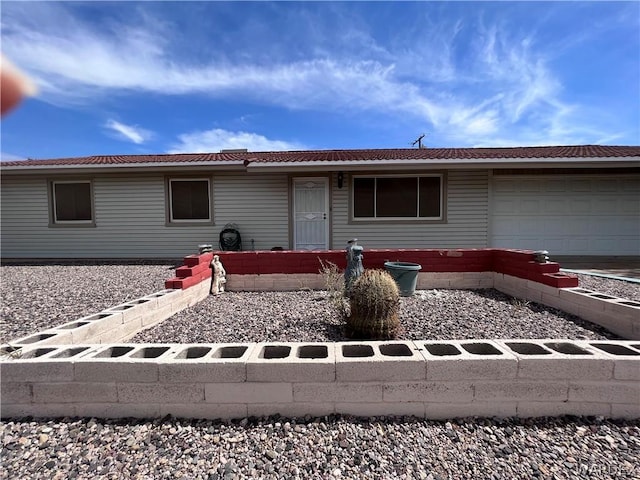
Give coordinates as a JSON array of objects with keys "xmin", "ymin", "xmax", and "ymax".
[{"xmin": 2, "ymin": 145, "xmax": 638, "ymax": 168}]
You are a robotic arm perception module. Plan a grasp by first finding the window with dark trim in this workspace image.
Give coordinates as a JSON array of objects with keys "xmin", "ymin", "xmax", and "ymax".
[
  {"xmin": 352, "ymin": 175, "xmax": 443, "ymax": 220},
  {"xmin": 51, "ymin": 181, "xmax": 93, "ymax": 223},
  {"xmin": 168, "ymin": 178, "xmax": 211, "ymax": 222}
]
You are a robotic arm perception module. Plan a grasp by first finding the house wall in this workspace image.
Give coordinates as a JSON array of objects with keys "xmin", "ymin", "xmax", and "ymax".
[
  {"xmin": 213, "ymin": 173, "xmax": 290, "ymax": 251},
  {"xmin": 0, "ymin": 172, "xmax": 291, "ymax": 258},
  {"xmin": 1, "ymin": 169, "xmax": 491, "ymax": 259},
  {"xmin": 330, "ymin": 170, "xmax": 489, "ymax": 249}
]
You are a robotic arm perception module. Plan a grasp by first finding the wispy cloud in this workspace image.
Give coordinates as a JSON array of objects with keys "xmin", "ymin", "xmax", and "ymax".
[
  {"xmin": 104, "ymin": 119, "xmax": 153, "ymax": 144},
  {"xmin": 2, "ymin": 2, "xmax": 635, "ymax": 147},
  {"xmin": 0, "ymin": 152, "xmax": 27, "ymax": 162},
  {"xmin": 167, "ymin": 128, "xmax": 306, "ymax": 154}
]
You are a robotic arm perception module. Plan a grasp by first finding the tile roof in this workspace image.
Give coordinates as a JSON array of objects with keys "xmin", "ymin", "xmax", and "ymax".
[{"xmin": 2, "ymin": 145, "xmax": 639, "ymax": 168}]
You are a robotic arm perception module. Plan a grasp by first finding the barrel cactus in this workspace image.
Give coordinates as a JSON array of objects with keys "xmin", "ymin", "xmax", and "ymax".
[{"xmin": 346, "ymin": 269, "xmax": 401, "ymax": 340}]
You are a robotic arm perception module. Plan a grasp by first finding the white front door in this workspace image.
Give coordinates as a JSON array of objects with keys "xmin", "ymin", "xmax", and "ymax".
[{"xmin": 293, "ymin": 177, "xmax": 329, "ymax": 250}]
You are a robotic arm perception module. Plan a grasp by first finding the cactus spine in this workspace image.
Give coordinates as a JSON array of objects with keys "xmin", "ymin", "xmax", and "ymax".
[{"xmin": 346, "ymin": 269, "xmax": 400, "ymax": 340}]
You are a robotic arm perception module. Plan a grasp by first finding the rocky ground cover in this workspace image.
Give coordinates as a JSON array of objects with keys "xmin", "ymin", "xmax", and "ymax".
[
  {"xmin": 1, "ymin": 264, "xmax": 639, "ymax": 479},
  {"xmin": 1, "ymin": 415, "xmax": 638, "ymax": 479},
  {"xmin": 0, "ymin": 263, "xmax": 173, "ymax": 343},
  {"xmin": 130, "ymin": 287, "xmax": 620, "ymax": 344}
]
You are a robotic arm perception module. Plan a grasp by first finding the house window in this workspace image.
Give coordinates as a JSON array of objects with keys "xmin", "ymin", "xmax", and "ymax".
[
  {"xmin": 168, "ymin": 178, "xmax": 212, "ymax": 223},
  {"xmin": 352, "ymin": 175, "xmax": 443, "ymax": 220},
  {"xmin": 51, "ymin": 180, "xmax": 94, "ymax": 224}
]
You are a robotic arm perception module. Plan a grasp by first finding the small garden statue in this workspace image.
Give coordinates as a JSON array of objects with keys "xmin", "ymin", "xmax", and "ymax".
[
  {"xmin": 345, "ymin": 238, "xmax": 364, "ymax": 295},
  {"xmin": 211, "ymin": 255, "xmax": 227, "ymax": 295}
]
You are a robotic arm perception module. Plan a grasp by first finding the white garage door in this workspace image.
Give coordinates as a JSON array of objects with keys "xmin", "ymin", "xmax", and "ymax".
[{"xmin": 490, "ymin": 175, "xmax": 640, "ymax": 255}]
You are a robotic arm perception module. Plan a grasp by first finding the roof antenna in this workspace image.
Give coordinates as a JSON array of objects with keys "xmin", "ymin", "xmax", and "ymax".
[{"xmin": 411, "ymin": 134, "xmax": 427, "ymax": 149}]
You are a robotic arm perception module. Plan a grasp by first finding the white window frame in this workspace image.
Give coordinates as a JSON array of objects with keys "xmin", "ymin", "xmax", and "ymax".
[
  {"xmin": 351, "ymin": 173, "xmax": 444, "ymax": 221},
  {"xmin": 51, "ymin": 180, "xmax": 94, "ymax": 225},
  {"xmin": 168, "ymin": 177, "xmax": 213, "ymax": 224}
]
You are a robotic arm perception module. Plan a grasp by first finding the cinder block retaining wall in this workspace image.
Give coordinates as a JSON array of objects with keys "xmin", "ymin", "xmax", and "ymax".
[
  {"xmin": 495, "ymin": 275, "xmax": 640, "ymax": 340},
  {"xmin": 6, "ymin": 281, "xmax": 210, "ymax": 347},
  {"xmin": 2, "ymin": 340, "xmax": 639, "ymax": 420},
  {"xmin": 2, "ymin": 248, "xmax": 639, "ymax": 420},
  {"xmin": 166, "ymin": 249, "xmax": 579, "ymax": 289},
  {"xmin": 165, "ymin": 249, "xmax": 638, "ymax": 340}
]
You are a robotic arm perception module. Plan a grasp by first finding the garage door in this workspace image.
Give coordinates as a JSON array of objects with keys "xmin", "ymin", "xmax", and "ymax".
[{"xmin": 490, "ymin": 175, "xmax": 640, "ymax": 255}]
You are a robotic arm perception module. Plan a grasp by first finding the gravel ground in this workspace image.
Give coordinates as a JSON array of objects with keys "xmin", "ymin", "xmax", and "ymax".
[
  {"xmin": 1, "ymin": 265, "xmax": 639, "ymax": 479},
  {"xmin": 131, "ymin": 288, "xmax": 620, "ymax": 344},
  {"xmin": 574, "ymin": 273, "xmax": 640, "ymax": 303},
  {"xmin": 2, "ymin": 266, "xmax": 637, "ymax": 344},
  {"xmin": 1, "ymin": 416, "xmax": 638, "ymax": 480},
  {"xmin": 0, "ymin": 264, "xmax": 173, "ymax": 343}
]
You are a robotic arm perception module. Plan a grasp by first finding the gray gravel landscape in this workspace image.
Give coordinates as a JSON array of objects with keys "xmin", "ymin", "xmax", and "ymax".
[
  {"xmin": 1, "ymin": 264, "xmax": 639, "ymax": 479},
  {"xmin": 131, "ymin": 288, "xmax": 620, "ymax": 344},
  {"xmin": 2, "ymin": 264, "xmax": 637, "ymax": 344},
  {"xmin": 0, "ymin": 263, "xmax": 173, "ymax": 343},
  {"xmin": 2, "ymin": 415, "xmax": 638, "ymax": 480}
]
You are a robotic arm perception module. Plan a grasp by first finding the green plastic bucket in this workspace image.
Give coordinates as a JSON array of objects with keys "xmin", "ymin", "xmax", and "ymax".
[{"xmin": 384, "ymin": 261, "xmax": 422, "ymax": 297}]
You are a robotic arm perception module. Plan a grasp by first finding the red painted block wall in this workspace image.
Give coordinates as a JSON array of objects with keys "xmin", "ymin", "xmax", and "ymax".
[
  {"xmin": 176, "ymin": 262, "xmax": 210, "ymax": 278},
  {"xmin": 165, "ymin": 248, "xmax": 577, "ymax": 290}
]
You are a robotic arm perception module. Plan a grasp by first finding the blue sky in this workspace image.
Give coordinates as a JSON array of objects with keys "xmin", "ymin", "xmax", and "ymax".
[{"xmin": 1, "ymin": 1, "xmax": 639, "ymax": 160}]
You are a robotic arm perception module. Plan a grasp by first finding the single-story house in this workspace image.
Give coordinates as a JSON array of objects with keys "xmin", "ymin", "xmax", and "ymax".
[{"xmin": 1, "ymin": 145, "xmax": 639, "ymax": 259}]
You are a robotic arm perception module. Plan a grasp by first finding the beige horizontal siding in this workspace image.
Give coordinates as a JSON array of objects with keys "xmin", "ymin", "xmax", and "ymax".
[
  {"xmin": 213, "ymin": 173, "xmax": 290, "ymax": 251},
  {"xmin": 1, "ymin": 173, "xmax": 290, "ymax": 259},
  {"xmin": 1, "ymin": 169, "xmax": 489, "ymax": 258},
  {"xmin": 330, "ymin": 170, "xmax": 489, "ymax": 249}
]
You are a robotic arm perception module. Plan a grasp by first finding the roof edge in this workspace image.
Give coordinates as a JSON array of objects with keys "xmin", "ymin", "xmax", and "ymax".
[
  {"xmin": 1, "ymin": 160, "xmax": 247, "ymax": 172},
  {"xmin": 244, "ymin": 156, "xmax": 640, "ymax": 170}
]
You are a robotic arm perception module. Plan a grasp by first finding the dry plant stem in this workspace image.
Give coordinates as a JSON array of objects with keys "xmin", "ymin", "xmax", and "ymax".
[{"xmin": 318, "ymin": 258, "xmax": 349, "ymax": 320}]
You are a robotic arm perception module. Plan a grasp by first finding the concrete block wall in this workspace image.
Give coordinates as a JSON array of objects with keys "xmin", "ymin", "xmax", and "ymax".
[
  {"xmin": 5, "ymin": 282, "xmax": 210, "ymax": 347},
  {"xmin": 2, "ymin": 248, "xmax": 636, "ymax": 421},
  {"xmin": 491, "ymin": 250, "xmax": 579, "ymax": 287},
  {"xmin": 227, "ymin": 273, "xmax": 327, "ymax": 292},
  {"xmin": 225, "ymin": 272, "xmax": 495, "ymax": 292},
  {"xmin": 165, "ymin": 252, "xmax": 214, "ymax": 289},
  {"xmin": 186, "ymin": 248, "xmax": 633, "ymax": 339},
  {"xmin": 494, "ymin": 273, "xmax": 640, "ymax": 340},
  {"xmin": 172, "ymin": 249, "xmax": 578, "ymax": 291},
  {"xmin": 2, "ymin": 340, "xmax": 638, "ymax": 420}
]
